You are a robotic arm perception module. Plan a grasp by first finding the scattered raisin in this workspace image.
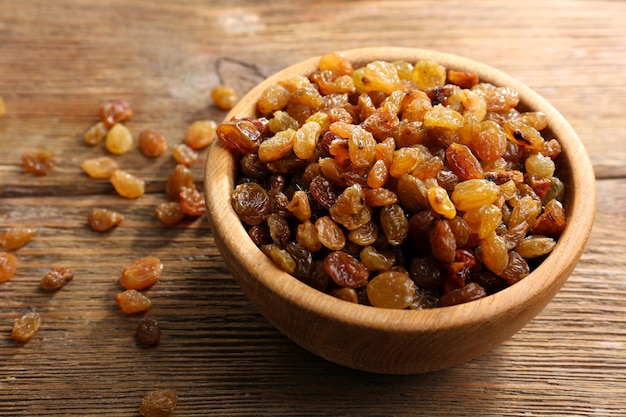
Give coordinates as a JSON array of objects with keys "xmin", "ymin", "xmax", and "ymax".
[
  {"xmin": 0, "ymin": 252, "xmax": 18, "ymax": 283},
  {"xmin": 119, "ymin": 256, "xmax": 163, "ymax": 290},
  {"xmin": 136, "ymin": 318, "xmax": 161, "ymax": 346},
  {"xmin": 105, "ymin": 123, "xmax": 134, "ymax": 155},
  {"xmin": 81, "ymin": 156, "xmax": 120, "ymax": 179},
  {"xmin": 178, "ymin": 187, "xmax": 206, "ymax": 217},
  {"xmin": 184, "ymin": 120, "xmax": 217, "ymax": 150},
  {"xmin": 12, "ymin": 311, "xmax": 41, "ymax": 342},
  {"xmin": 211, "ymin": 85, "xmax": 238, "ymax": 110},
  {"xmin": 110, "ymin": 170, "xmax": 145, "ymax": 199},
  {"xmin": 115, "ymin": 289, "xmax": 153, "ymax": 314},
  {"xmin": 0, "ymin": 227, "xmax": 36, "ymax": 250},
  {"xmin": 138, "ymin": 129, "xmax": 168, "ymax": 158},
  {"xmin": 22, "ymin": 147, "xmax": 56, "ymax": 175},
  {"xmin": 88, "ymin": 208, "xmax": 124, "ymax": 232},
  {"xmin": 139, "ymin": 389, "xmax": 178, "ymax": 417},
  {"xmin": 155, "ymin": 202, "xmax": 186, "ymax": 226},
  {"xmin": 171, "ymin": 143, "xmax": 198, "ymax": 167},
  {"xmin": 99, "ymin": 99, "xmax": 133, "ymax": 128},
  {"xmin": 40, "ymin": 267, "xmax": 74, "ymax": 291}
]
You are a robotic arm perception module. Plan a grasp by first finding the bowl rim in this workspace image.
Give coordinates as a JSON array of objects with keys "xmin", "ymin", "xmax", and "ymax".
[{"xmin": 204, "ymin": 47, "xmax": 596, "ymax": 334}]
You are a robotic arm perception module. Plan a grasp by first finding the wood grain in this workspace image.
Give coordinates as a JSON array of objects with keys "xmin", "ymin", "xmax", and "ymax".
[{"xmin": 1, "ymin": 0, "xmax": 625, "ymax": 415}]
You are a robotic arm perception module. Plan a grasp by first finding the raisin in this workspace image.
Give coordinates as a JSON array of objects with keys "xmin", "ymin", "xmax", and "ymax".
[
  {"xmin": 138, "ymin": 129, "xmax": 168, "ymax": 158},
  {"xmin": 451, "ymin": 179, "xmax": 501, "ymax": 211},
  {"xmin": 110, "ymin": 170, "xmax": 145, "ymax": 199},
  {"xmin": 185, "ymin": 120, "xmax": 217, "ymax": 150},
  {"xmin": 22, "ymin": 147, "xmax": 55, "ymax": 175},
  {"xmin": 240, "ymin": 153, "xmax": 270, "ymax": 181},
  {"xmin": 166, "ymin": 164, "xmax": 195, "ymax": 201},
  {"xmin": 330, "ymin": 287, "xmax": 359, "ymax": 303},
  {"xmin": 380, "ymin": 204, "xmax": 409, "ymax": 246},
  {"xmin": 115, "ymin": 289, "xmax": 152, "ymax": 314},
  {"xmin": 427, "ymin": 185, "xmax": 456, "ymax": 219},
  {"xmin": 411, "ymin": 59, "xmax": 446, "ymax": 91},
  {"xmin": 178, "ymin": 187, "xmax": 206, "ymax": 217},
  {"xmin": 40, "ymin": 267, "xmax": 73, "ymax": 291},
  {"xmin": 439, "ymin": 282, "xmax": 486, "ymax": 307},
  {"xmin": 136, "ymin": 318, "xmax": 161, "ymax": 347},
  {"xmin": 105, "ymin": 123, "xmax": 134, "ymax": 155},
  {"xmin": 309, "ymin": 175, "xmax": 339, "ymax": 210},
  {"xmin": 211, "ymin": 85, "xmax": 238, "ymax": 110},
  {"xmin": 481, "ymin": 232, "xmax": 508, "ymax": 275},
  {"xmin": 500, "ymin": 250, "xmax": 530, "ymax": 285},
  {"xmin": 285, "ymin": 242, "xmax": 314, "ymax": 280},
  {"xmin": 315, "ymin": 216, "xmax": 346, "ymax": 251},
  {"xmin": 360, "ymin": 245, "xmax": 396, "ymax": 272},
  {"xmin": 515, "ymin": 235, "xmax": 556, "ymax": 258},
  {"xmin": 88, "ymin": 208, "xmax": 124, "ymax": 232},
  {"xmin": 119, "ymin": 256, "xmax": 163, "ymax": 290},
  {"xmin": 232, "ymin": 182, "xmax": 270, "ymax": 226},
  {"xmin": 262, "ymin": 244, "xmax": 296, "ymax": 273},
  {"xmin": 429, "ymin": 220, "xmax": 457, "ymax": 263},
  {"xmin": 155, "ymin": 201, "xmax": 186, "ymax": 226},
  {"xmin": 12, "ymin": 311, "xmax": 41, "ymax": 342},
  {"xmin": 447, "ymin": 69, "xmax": 479, "ymax": 89},
  {"xmin": 0, "ymin": 226, "xmax": 36, "ymax": 250},
  {"xmin": 532, "ymin": 199, "xmax": 566, "ymax": 237},
  {"xmin": 83, "ymin": 121, "xmax": 108, "ymax": 146},
  {"xmin": 139, "ymin": 390, "xmax": 178, "ymax": 417},
  {"xmin": 367, "ymin": 271, "xmax": 415, "ymax": 309},
  {"xmin": 410, "ymin": 256, "xmax": 442, "ymax": 290},
  {"xmin": 216, "ymin": 118, "xmax": 263, "ymax": 154},
  {"xmin": 0, "ymin": 252, "xmax": 18, "ymax": 283},
  {"xmin": 258, "ymin": 84, "xmax": 290, "ymax": 115},
  {"xmin": 99, "ymin": 99, "xmax": 133, "ymax": 128},
  {"xmin": 296, "ymin": 221, "xmax": 322, "ymax": 252},
  {"xmin": 81, "ymin": 156, "xmax": 120, "ymax": 179},
  {"xmin": 323, "ymin": 251, "xmax": 369, "ymax": 289},
  {"xmin": 267, "ymin": 213, "xmax": 291, "ymax": 246},
  {"xmin": 446, "ymin": 143, "xmax": 483, "ymax": 180}
]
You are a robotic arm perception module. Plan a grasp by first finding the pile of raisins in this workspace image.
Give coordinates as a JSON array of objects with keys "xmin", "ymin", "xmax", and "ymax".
[{"xmin": 217, "ymin": 53, "xmax": 567, "ymax": 309}]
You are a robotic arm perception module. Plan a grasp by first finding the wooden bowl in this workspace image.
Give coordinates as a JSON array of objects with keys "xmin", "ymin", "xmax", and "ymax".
[{"xmin": 203, "ymin": 47, "xmax": 596, "ymax": 374}]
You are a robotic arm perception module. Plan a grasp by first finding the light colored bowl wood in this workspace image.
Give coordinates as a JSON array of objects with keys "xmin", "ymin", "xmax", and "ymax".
[{"xmin": 204, "ymin": 47, "xmax": 596, "ymax": 374}]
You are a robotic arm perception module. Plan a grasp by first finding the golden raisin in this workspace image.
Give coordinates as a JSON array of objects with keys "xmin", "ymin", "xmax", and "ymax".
[
  {"xmin": 110, "ymin": 170, "xmax": 145, "ymax": 199},
  {"xmin": 367, "ymin": 271, "xmax": 415, "ymax": 309},
  {"xmin": 184, "ymin": 120, "xmax": 217, "ymax": 150},
  {"xmin": 83, "ymin": 121, "xmax": 108, "ymax": 146},
  {"xmin": 140, "ymin": 390, "xmax": 178, "ymax": 417},
  {"xmin": 166, "ymin": 164, "xmax": 195, "ymax": 201},
  {"xmin": 155, "ymin": 201, "xmax": 186, "ymax": 226},
  {"xmin": 12, "ymin": 311, "xmax": 41, "ymax": 342},
  {"xmin": 88, "ymin": 208, "xmax": 124, "ymax": 232},
  {"xmin": 211, "ymin": 85, "xmax": 238, "ymax": 111},
  {"xmin": 105, "ymin": 123, "xmax": 134, "ymax": 155},
  {"xmin": 119, "ymin": 256, "xmax": 163, "ymax": 290},
  {"xmin": 0, "ymin": 226, "xmax": 36, "ymax": 250},
  {"xmin": 99, "ymin": 99, "xmax": 133, "ymax": 128},
  {"xmin": 115, "ymin": 289, "xmax": 152, "ymax": 314},
  {"xmin": 22, "ymin": 147, "xmax": 55, "ymax": 175},
  {"xmin": 0, "ymin": 252, "xmax": 18, "ymax": 283},
  {"xmin": 171, "ymin": 143, "xmax": 198, "ymax": 167},
  {"xmin": 81, "ymin": 156, "xmax": 120, "ymax": 179},
  {"xmin": 178, "ymin": 187, "xmax": 206, "ymax": 217},
  {"xmin": 138, "ymin": 129, "xmax": 168, "ymax": 158}
]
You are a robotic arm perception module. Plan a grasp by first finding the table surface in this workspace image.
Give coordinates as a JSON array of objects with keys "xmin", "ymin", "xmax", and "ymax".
[{"xmin": 1, "ymin": 1, "xmax": 625, "ymax": 416}]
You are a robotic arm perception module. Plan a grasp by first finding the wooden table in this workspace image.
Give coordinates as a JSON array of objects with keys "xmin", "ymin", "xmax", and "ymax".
[{"xmin": 1, "ymin": 1, "xmax": 624, "ymax": 415}]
